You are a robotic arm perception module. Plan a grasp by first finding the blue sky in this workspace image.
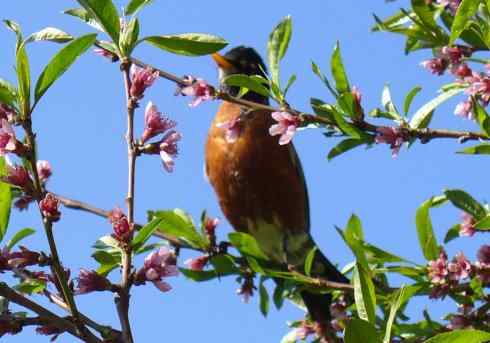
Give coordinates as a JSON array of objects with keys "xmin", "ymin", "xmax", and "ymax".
[{"xmin": 1, "ymin": 1, "xmax": 488, "ymax": 342}]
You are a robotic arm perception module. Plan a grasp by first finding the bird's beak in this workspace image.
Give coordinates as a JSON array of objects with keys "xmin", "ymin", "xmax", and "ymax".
[{"xmin": 212, "ymin": 53, "xmax": 234, "ymax": 71}]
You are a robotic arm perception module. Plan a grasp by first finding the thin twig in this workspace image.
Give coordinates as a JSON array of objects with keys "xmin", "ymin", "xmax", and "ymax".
[{"xmin": 0, "ymin": 282, "xmax": 102, "ymax": 342}]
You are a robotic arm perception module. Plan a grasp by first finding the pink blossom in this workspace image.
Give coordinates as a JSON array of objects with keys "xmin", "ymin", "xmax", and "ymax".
[
  {"xmin": 459, "ymin": 212, "xmax": 476, "ymax": 237},
  {"xmin": 36, "ymin": 324, "xmax": 62, "ymax": 341},
  {"xmin": 0, "ymin": 104, "xmax": 16, "ymax": 122},
  {"xmin": 269, "ymin": 111, "xmax": 300, "ymax": 145},
  {"xmin": 420, "ymin": 58, "xmax": 448, "ymax": 75},
  {"xmin": 8, "ymin": 246, "xmax": 40, "ymax": 268},
  {"xmin": 4, "ymin": 165, "xmax": 30, "ymax": 188},
  {"xmin": 352, "ymin": 85, "xmax": 363, "ymax": 115},
  {"xmin": 159, "ymin": 131, "xmax": 181, "ymax": 172},
  {"xmin": 93, "ymin": 48, "xmax": 118, "ymax": 62},
  {"xmin": 447, "ymin": 315, "xmax": 471, "ymax": 330},
  {"xmin": 14, "ymin": 195, "xmax": 33, "ymax": 211},
  {"xmin": 204, "ymin": 217, "xmax": 219, "ymax": 237},
  {"xmin": 429, "ymin": 283, "xmax": 450, "ymax": 299},
  {"xmin": 36, "ymin": 160, "xmax": 52, "ymax": 183},
  {"xmin": 141, "ymin": 102, "xmax": 176, "ymax": 143},
  {"xmin": 428, "ymin": 251, "xmax": 448, "ymax": 284},
  {"xmin": 440, "ymin": 46, "xmax": 465, "ymax": 65},
  {"xmin": 108, "ymin": 207, "xmax": 131, "ymax": 242},
  {"xmin": 216, "ymin": 116, "xmax": 242, "ymax": 143},
  {"xmin": 447, "ymin": 252, "xmax": 472, "ymax": 281},
  {"xmin": 294, "ymin": 321, "xmax": 316, "ymax": 341},
  {"xmin": 436, "ymin": 0, "xmax": 461, "ymax": 14},
  {"xmin": 375, "ymin": 126, "xmax": 407, "ymax": 157},
  {"xmin": 39, "ymin": 193, "xmax": 61, "ymax": 222},
  {"xmin": 135, "ymin": 247, "xmax": 178, "ymax": 292},
  {"xmin": 75, "ymin": 268, "xmax": 111, "ymax": 295},
  {"xmin": 452, "ymin": 63, "xmax": 472, "ymax": 79},
  {"xmin": 177, "ymin": 76, "xmax": 215, "ymax": 107},
  {"xmin": 476, "ymin": 245, "xmax": 490, "ymax": 284},
  {"xmin": 184, "ymin": 255, "xmax": 209, "ymax": 271},
  {"xmin": 236, "ymin": 277, "xmax": 255, "ymax": 303},
  {"xmin": 454, "ymin": 100, "xmax": 474, "ymax": 120},
  {"xmin": 130, "ymin": 65, "xmax": 159, "ymax": 99},
  {"xmin": 0, "ymin": 120, "xmax": 17, "ymax": 155},
  {"xmin": 466, "ymin": 73, "xmax": 490, "ymax": 105}
]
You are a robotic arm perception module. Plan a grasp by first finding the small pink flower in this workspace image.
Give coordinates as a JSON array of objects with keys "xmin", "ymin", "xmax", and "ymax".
[
  {"xmin": 236, "ymin": 277, "xmax": 255, "ymax": 303},
  {"xmin": 130, "ymin": 65, "xmax": 159, "ymax": 99},
  {"xmin": 108, "ymin": 207, "xmax": 131, "ymax": 242},
  {"xmin": 452, "ymin": 63, "xmax": 472, "ymax": 79},
  {"xmin": 36, "ymin": 160, "xmax": 52, "ymax": 183},
  {"xmin": 466, "ymin": 73, "xmax": 490, "ymax": 105},
  {"xmin": 420, "ymin": 58, "xmax": 448, "ymax": 75},
  {"xmin": 447, "ymin": 252, "xmax": 472, "ymax": 281},
  {"xmin": 216, "ymin": 116, "xmax": 242, "ymax": 143},
  {"xmin": 447, "ymin": 315, "xmax": 470, "ymax": 330},
  {"xmin": 8, "ymin": 246, "xmax": 40, "ymax": 268},
  {"xmin": 75, "ymin": 268, "xmax": 112, "ymax": 295},
  {"xmin": 135, "ymin": 247, "xmax": 178, "ymax": 292},
  {"xmin": 375, "ymin": 126, "xmax": 407, "ymax": 157},
  {"xmin": 269, "ymin": 111, "xmax": 300, "ymax": 145},
  {"xmin": 436, "ymin": 0, "xmax": 461, "ymax": 14},
  {"xmin": 141, "ymin": 102, "xmax": 176, "ymax": 143},
  {"xmin": 184, "ymin": 255, "xmax": 209, "ymax": 271},
  {"xmin": 0, "ymin": 120, "xmax": 17, "ymax": 155},
  {"xmin": 93, "ymin": 48, "xmax": 118, "ymax": 62},
  {"xmin": 204, "ymin": 217, "xmax": 219, "ymax": 237},
  {"xmin": 440, "ymin": 46, "xmax": 465, "ymax": 65},
  {"xmin": 39, "ymin": 193, "xmax": 61, "ymax": 222},
  {"xmin": 294, "ymin": 321, "xmax": 316, "ymax": 341},
  {"xmin": 352, "ymin": 85, "xmax": 363, "ymax": 115},
  {"xmin": 459, "ymin": 212, "xmax": 476, "ymax": 237},
  {"xmin": 4, "ymin": 165, "xmax": 30, "ymax": 188},
  {"xmin": 159, "ymin": 131, "xmax": 181, "ymax": 173},
  {"xmin": 475, "ymin": 245, "xmax": 490, "ymax": 284},
  {"xmin": 454, "ymin": 100, "xmax": 474, "ymax": 120},
  {"xmin": 177, "ymin": 76, "xmax": 215, "ymax": 107},
  {"xmin": 428, "ymin": 250, "xmax": 449, "ymax": 284},
  {"xmin": 0, "ymin": 104, "xmax": 16, "ymax": 122},
  {"xmin": 429, "ymin": 283, "xmax": 450, "ymax": 299}
]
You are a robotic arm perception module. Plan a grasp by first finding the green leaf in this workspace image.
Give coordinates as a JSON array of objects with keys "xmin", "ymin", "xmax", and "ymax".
[
  {"xmin": 16, "ymin": 45, "xmax": 31, "ymax": 115},
  {"xmin": 119, "ymin": 17, "xmax": 139, "ymax": 56},
  {"xmin": 311, "ymin": 61, "xmax": 337, "ymax": 97},
  {"xmin": 63, "ymin": 8, "xmax": 104, "ymax": 31},
  {"xmin": 336, "ymin": 226, "xmax": 369, "ymax": 272},
  {"xmin": 383, "ymin": 286, "xmax": 406, "ymax": 343},
  {"xmin": 280, "ymin": 329, "xmax": 298, "ymax": 343},
  {"xmin": 457, "ymin": 143, "xmax": 490, "ymax": 154},
  {"xmin": 363, "ymin": 243, "xmax": 411, "ymax": 264},
  {"xmin": 273, "ymin": 282, "xmax": 285, "ymax": 310},
  {"xmin": 331, "ymin": 109, "xmax": 365, "ymax": 139},
  {"xmin": 403, "ymin": 86, "xmax": 422, "ymax": 116},
  {"xmin": 381, "ymin": 84, "xmax": 401, "ymax": 117},
  {"xmin": 444, "ymin": 224, "xmax": 461, "ymax": 243},
  {"xmin": 131, "ymin": 217, "xmax": 162, "ymax": 251},
  {"xmin": 267, "ymin": 15, "xmax": 292, "ymax": 86},
  {"xmin": 228, "ymin": 232, "xmax": 268, "ymax": 260},
  {"xmin": 474, "ymin": 214, "xmax": 490, "ymax": 229},
  {"xmin": 179, "ymin": 268, "xmax": 224, "ymax": 282},
  {"xmin": 3, "ymin": 19, "xmax": 23, "ymax": 49},
  {"xmin": 444, "ymin": 189, "xmax": 486, "ymax": 220},
  {"xmin": 76, "ymin": 0, "xmax": 120, "ymax": 44},
  {"xmin": 94, "ymin": 235, "xmax": 120, "ymax": 250},
  {"xmin": 344, "ymin": 317, "xmax": 380, "ymax": 343},
  {"xmin": 352, "ymin": 263, "xmax": 376, "ymax": 324},
  {"xmin": 283, "ymin": 74, "xmax": 296, "ymax": 97},
  {"xmin": 331, "ymin": 41, "xmax": 350, "ymax": 94},
  {"xmin": 346, "ymin": 213, "xmax": 364, "ymax": 240},
  {"xmin": 6, "ymin": 228, "xmax": 35, "ymax": 250},
  {"xmin": 15, "ymin": 280, "xmax": 46, "ymax": 295},
  {"xmin": 92, "ymin": 250, "xmax": 120, "ymax": 265},
  {"xmin": 0, "ymin": 158, "xmax": 11, "ymax": 243},
  {"xmin": 223, "ymin": 74, "xmax": 270, "ymax": 97},
  {"xmin": 415, "ymin": 198, "xmax": 439, "ymax": 261},
  {"xmin": 151, "ymin": 209, "xmax": 206, "ymax": 249},
  {"xmin": 34, "ymin": 34, "xmax": 97, "ymax": 105},
  {"xmin": 144, "ymin": 33, "xmax": 228, "ymax": 56},
  {"xmin": 209, "ymin": 254, "xmax": 238, "ymax": 275},
  {"xmin": 410, "ymin": 87, "xmax": 463, "ymax": 129},
  {"xmin": 126, "ymin": 0, "xmax": 154, "ymax": 15},
  {"xmin": 424, "ymin": 329, "xmax": 490, "ymax": 343},
  {"xmin": 304, "ymin": 247, "xmax": 317, "ymax": 276},
  {"xmin": 0, "ymin": 78, "xmax": 17, "ymax": 106},
  {"xmin": 450, "ymin": 0, "xmax": 480, "ymax": 44},
  {"xmin": 474, "ymin": 101, "xmax": 490, "ymax": 136},
  {"xmin": 259, "ymin": 277, "xmax": 269, "ymax": 317},
  {"xmin": 24, "ymin": 27, "xmax": 73, "ymax": 44},
  {"xmin": 328, "ymin": 138, "xmax": 366, "ymax": 160}
]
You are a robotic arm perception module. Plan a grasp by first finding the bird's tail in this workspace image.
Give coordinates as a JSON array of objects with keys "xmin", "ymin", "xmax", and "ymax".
[{"xmin": 298, "ymin": 240, "xmax": 348, "ymax": 326}]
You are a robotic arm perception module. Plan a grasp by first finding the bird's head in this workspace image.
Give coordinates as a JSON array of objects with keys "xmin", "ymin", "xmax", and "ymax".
[{"xmin": 212, "ymin": 46, "xmax": 268, "ymax": 103}]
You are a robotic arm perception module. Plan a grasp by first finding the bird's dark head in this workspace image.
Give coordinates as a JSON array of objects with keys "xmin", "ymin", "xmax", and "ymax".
[{"xmin": 212, "ymin": 46, "xmax": 268, "ymax": 103}]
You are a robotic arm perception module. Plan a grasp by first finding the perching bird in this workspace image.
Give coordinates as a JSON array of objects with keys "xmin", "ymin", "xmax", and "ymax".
[{"xmin": 205, "ymin": 46, "xmax": 348, "ymax": 327}]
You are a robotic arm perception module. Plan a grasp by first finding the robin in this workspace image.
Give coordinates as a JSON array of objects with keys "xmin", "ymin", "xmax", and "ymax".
[{"xmin": 205, "ymin": 46, "xmax": 348, "ymax": 328}]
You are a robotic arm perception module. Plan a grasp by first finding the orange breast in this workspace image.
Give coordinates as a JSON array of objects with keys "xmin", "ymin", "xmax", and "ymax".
[{"xmin": 205, "ymin": 101, "xmax": 309, "ymax": 234}]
